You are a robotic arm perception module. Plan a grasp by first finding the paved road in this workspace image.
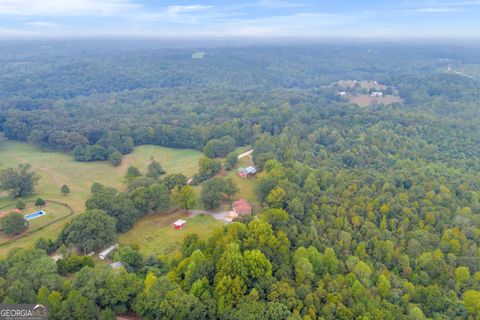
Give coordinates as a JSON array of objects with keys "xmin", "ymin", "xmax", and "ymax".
[
  {"xmin": 237, "ymin": 149, "xmax": 253, "ymax": 160},
  {"xmin": 189, "ymin": 210, "xmax": 232, "ymax": 221}
]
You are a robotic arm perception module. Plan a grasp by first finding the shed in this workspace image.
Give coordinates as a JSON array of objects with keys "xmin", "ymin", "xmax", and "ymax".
[
  {"xmin": 173, "ymin": 219, "xmax": 186, "ymax": 230},
  {"xmin": 99, "ymin": 244, "xmax": 119, "ymax": 260}
]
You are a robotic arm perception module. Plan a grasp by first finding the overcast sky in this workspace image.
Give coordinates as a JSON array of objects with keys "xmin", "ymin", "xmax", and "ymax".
[{"xmin": 0, "ymin": 0, "xmax": 479, "ymax": 38}]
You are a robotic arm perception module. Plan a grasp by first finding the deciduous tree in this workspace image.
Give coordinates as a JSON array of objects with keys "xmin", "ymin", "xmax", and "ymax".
[
  {"xmin": 0, "ymin": 164, "xmax": 40, "ymax": 197},
  {"xmin": 60, "ymin": 209, "xmax": 116, "ymax": 253},
  {"xmin": 0, "ymin": 212, "xmax": 28, "ymax": 235}
]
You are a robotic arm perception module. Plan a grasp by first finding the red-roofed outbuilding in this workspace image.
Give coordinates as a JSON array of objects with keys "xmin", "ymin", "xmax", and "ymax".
[{"xmin": 173, "ymin": 219, "xmax": 186, "ymax": 230}]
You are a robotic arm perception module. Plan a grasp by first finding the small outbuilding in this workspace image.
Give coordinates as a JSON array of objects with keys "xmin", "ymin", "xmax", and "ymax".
[
  {"xmin": 99, "ymin": 244, "xmax": 119, "ymax": 260},
  {"xmin": 173, "ymin": 219, "xmax": 186, "ymax": 230}
]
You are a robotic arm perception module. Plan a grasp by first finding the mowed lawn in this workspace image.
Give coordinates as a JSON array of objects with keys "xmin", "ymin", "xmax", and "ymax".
[
  {"xmin": 0, "ymin": 202, "xmax": 71, "ymax": 256},
  {"xmin": 348, "ymin": 95, "xmax": 403, "ymax": 107},
  {"xmin": 189, "ymin": 152, "xmax": 261, "ymax": 212},
  {"xmin": 219, "ymin": 155, "xmax": 261, "ymax": 212},
  {"xmin": 118, "ymin": 212, "xmax": 223, "ymax": 258},
  {"xmin": 0, "ymin": 141, "xmax": 202, "ymax": 256}
]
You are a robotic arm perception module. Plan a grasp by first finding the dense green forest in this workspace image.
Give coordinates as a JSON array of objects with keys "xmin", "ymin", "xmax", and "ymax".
[{"xmin": 1, "ymin": 41, "xmax": 480, "ymax": 319}]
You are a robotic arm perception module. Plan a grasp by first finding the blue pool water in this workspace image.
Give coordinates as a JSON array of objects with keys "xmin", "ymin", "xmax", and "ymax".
[{"xmin": 24, "ymin": 210, "xmax": 46, "ymax": 220}]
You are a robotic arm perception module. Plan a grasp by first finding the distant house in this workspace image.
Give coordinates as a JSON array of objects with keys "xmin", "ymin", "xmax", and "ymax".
[
  {"xmin": 338, "ymin": 91, "xmax": 348, "ymax": 96},
  {"xmin": 99, "ymin": 244, "xmax": 119, "ymax": 260},
  {"xmin": 223, "ymin": 199, "xmax": 252, "ymax": 222},
  {"xmin": 232, "ymin": 199, "xmax": 252, "ymax": 216},
  {"xmin": 173, "ymin": 219, "xmax": 186, "ymax": 230},
  {"xmin": 109, "ymin": 261, "xmax": 125, "ymax": 269},
  {"xmin": 224, "ymin": 200, "xmax": 252, "ymax": 223},
  {"xmin": 237, "ymin": 166, "xmax": 257, "ymax": 179},
  {"xmin": 370, "ymin": 91, "xmax": 383, "ymax": 97}
]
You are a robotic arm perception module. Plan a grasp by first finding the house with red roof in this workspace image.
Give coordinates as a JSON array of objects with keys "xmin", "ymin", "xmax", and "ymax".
[{"xmin": 232, "ymin": 199, "xmax": 252, "ymax": 216}]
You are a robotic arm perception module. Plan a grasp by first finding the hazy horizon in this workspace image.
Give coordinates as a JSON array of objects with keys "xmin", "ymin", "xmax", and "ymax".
[{"xmin": 1, "ymin": 0, "xmax": 480, "ymax": 39}]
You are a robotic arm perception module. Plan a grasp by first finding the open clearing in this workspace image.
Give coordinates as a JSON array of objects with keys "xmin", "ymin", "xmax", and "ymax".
[
  {"xmin": 118, "ymin": 212, "xmax": 223, "ymax": 258},
  {"xmin": 338, "ymin": 79, "xmax": 388, "ymax": 91},
  {"xmin": 0, "ymin": 141, "xmax": 202, "ymax": 212},
  {"xmin": 335, "ymin": 79, "xmax": 403, "ymax": 107},
  {"xmin": 443, "ymin": 64, "xmax": 479, "ymax": 80},
  {"xmin": 0, "ymin": 141, "xmax": 202, "ymax": 256},
  {"xmin": 0, "ymin": 201, "xmax": 72, "ymax": 256},
  {"xmin": 216, "ymin": 154, "xmax": 261, "ymax": 212},
  {"xmin": 348, "ymin": 95, "xmax": 403, "ymax": 107}
]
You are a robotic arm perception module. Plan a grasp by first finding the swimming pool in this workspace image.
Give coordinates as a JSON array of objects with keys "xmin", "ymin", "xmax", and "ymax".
[{"xmin": 24, "ymin": 210, "xmax": 46, "ymax": 220}]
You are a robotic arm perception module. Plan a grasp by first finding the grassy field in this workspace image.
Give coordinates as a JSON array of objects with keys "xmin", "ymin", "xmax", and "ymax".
[
  {"xmin": 0, "ymin": 201, "xmax": 72, "ymax": 255},
  {"xmin": 335, "ymin": 79, "xmax": 403, "ymax": 107},
  {"xmin": 118, "ymin": 148, "xmax": 258, "ymax": 259},
  {"xmin": 0, "ymin": 141, "xmax": 202, "ymax": 256},
  {"xmin": 188, "ymin": 150, "xmax": 261, "ymax": 212},
  {"xmin": 0, "ymin": 142, "xmax": 202, "ymax": 211},
  {"xmin": 348, "ymin": 95, "xmax": 403, "ymax": 107},
  {"xmin": 217, "ymin": 154, "xmax": 262, "ymax": 212},
  {"xmin": 118, "ymin": 212, "xmax": 223, "ymax": 258},
  {"xmin": 338, "ymin": 79, "xmax": 388, "ymax": 91},
  {"xmin": 0, "ymin": 140, "xmax": 256, "ymax": 258}
]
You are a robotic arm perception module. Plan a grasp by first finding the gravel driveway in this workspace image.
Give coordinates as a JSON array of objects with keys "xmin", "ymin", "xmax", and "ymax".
[{"xmin": 189, "ymin": 210, "xmax": 232, "ymax": 221}]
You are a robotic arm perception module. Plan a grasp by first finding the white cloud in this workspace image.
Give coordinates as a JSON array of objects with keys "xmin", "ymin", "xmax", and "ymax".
[
  {"xmin": 431, "ymin": 0, "xmax": 480, "ymax": 5},
  {"xmin": 221, "ymin": 12, "xmax": 367, "ymax": 36},
  {"xmin": 399, "ymin": 0, "xmax": 480, "ymax": 14},
  {"xmin": 166, "ymin": 5, "xmax": 214, "ymax": 16},
  {"xmin": 256, "ymin": 0, "xmax": 306, "ymax": 8},
  {"xmin": 134, "ymin": 4, "xmax": 242, "ymax": 25},
  {"xmin": 24, "ymin": 21, "xmax": 61, "ymax": 27},
  {"xmin": 0, "ymin": 0, "xmax": 478, "ymax": 38},
  {"xmin": 0, "ymin": 0, "xmax": 139, "ymax": 16},
  {"xmin": 412, "ymin": 7, "xmax": 461, "ymax": 12}
]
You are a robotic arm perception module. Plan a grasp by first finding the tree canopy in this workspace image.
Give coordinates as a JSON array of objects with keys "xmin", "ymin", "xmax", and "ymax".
[
  {"xmin": 1, "ymin": 42, "xmax": 480, "ymax": 319},
  {"xmin": 59, "ymin": 209, "xmax": 116, "ymax": 253},
  {"xmin": 0, "ymin": 212, "xmax": 28, "ymax": 236},
  {"xmin": 0, "ymin": 164, "xmax": 40, "ymax": 197}
]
